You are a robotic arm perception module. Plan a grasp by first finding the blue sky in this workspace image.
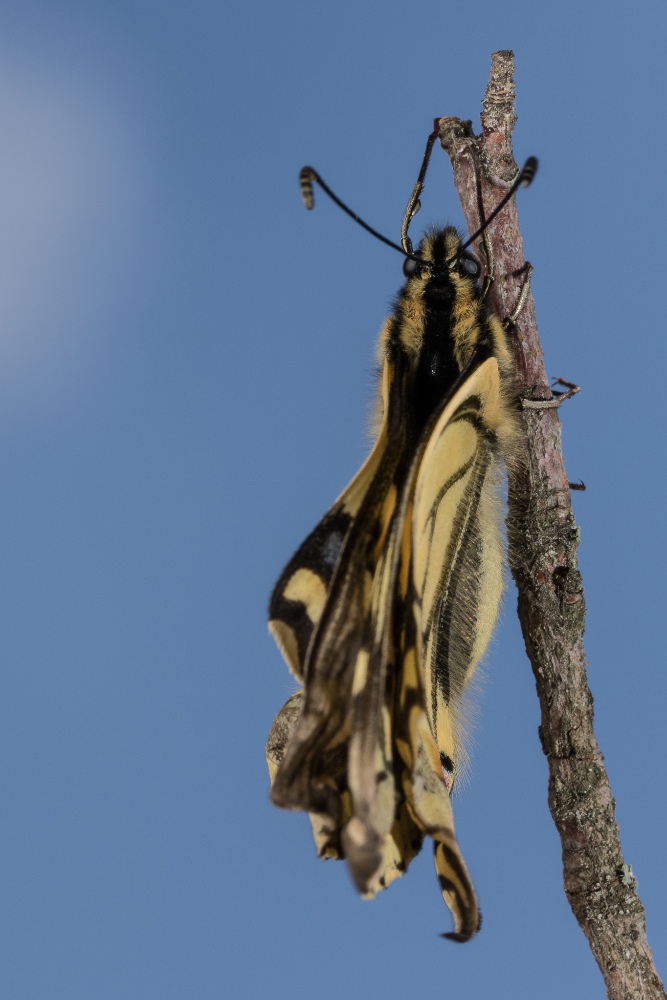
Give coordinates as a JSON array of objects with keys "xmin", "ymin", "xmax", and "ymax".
[{"xmin": 0, "ymin": 2, "xmax": 665, "ymax": 997}]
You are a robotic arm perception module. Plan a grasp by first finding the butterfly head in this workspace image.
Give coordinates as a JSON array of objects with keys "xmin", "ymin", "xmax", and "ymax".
[
  {"xmin": 400, "ymin": 228, "xmax": 483, "ymax": 316},
  {"xmin": 402, "ymin": 228, "xmax": 482, "ymax": 284}
]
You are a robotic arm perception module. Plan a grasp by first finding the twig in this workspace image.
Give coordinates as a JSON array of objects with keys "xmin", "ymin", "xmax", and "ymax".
[{"xmin": 439, "ymin": 50, "xmax": 665, "ymax": 1000}]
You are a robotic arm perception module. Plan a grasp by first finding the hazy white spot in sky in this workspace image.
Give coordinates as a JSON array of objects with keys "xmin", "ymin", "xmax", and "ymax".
[{"xmin": 0, "ymin": 62, "xmax": 150, "ymax": 407}]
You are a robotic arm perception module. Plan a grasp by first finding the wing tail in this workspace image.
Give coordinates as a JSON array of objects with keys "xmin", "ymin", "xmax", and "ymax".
[{"xmin": 404, "ymin": 710, "xmax": 481, "ymax": 941}]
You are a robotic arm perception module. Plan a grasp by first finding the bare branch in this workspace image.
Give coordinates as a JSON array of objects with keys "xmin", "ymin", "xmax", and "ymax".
[{"xmin": 439, "ymin": 50, "xmax": 665, "ymax": 1000}]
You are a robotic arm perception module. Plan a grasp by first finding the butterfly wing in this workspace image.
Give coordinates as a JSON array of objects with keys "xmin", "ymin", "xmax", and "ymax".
[
  {"xmin": 399, "ymin": 353, "xmax": 513, "ymax": 940},
  {"xmin": 268, "ymin": 362, "xmax": 395, "ymax": 683},
  {"xmin": 342, "ymin": 354, "xmax": 507, "ymax": 936},
  {"xmin": 412, "ymin": 353, "xmax": 509, "ymax": 779},
  {"xmin": 267, "ymin": 354, "xmax": 416, "ymax": 871}
]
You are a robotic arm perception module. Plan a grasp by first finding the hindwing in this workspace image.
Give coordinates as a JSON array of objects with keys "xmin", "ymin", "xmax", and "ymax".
[{"xmin": 410, "ymin": 355, "xmax": 508, "ymax": 783}]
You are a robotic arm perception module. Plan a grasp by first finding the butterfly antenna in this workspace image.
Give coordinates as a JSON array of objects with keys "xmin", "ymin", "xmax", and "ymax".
[
  {"xmin": 400, "ymin": 125, "xmax": 440, "ymax": 255},
  {"xmin": 453, "ymin": 157, "xmax": 538, "ymax": 261},
  {"xmin": 299, "ymin": 167, "xmax": 407, "ymax": 257},
  {"xmin": 300, "ymin": 144, "xmax": 538, "ymax": 266}
]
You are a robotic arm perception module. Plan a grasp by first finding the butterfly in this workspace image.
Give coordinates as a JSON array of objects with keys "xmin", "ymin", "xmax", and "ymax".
[{"xmin": 266, "ymin": 131, "xmax": 535, "ymax": 940}]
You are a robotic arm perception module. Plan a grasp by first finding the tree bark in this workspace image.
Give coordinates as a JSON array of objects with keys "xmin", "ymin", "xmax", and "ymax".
[{"xmin": 438, "ymin": 50, "xmax": 665, "ymax": 1000}]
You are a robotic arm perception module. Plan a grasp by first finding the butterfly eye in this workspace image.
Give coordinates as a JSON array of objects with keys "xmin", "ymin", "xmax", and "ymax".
[
  {"xmin": 403, "ymin": 256, "xmax": 421, "ymax": 278},
  {"xmin": 458, "ymin": 253, "xmax": 481, "ymax": 279}
]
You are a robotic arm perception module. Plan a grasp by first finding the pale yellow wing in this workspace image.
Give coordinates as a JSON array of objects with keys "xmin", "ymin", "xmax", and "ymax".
[{"xmin": 411, "ymin": 354, "xmax": 507, "ymax": 781}]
